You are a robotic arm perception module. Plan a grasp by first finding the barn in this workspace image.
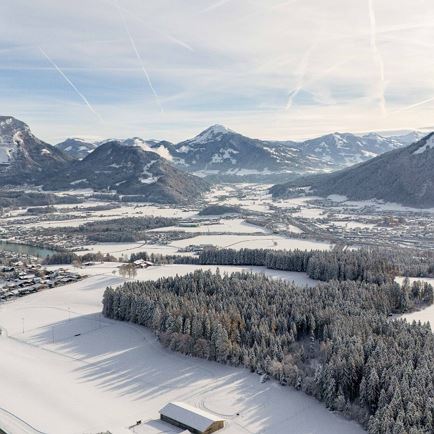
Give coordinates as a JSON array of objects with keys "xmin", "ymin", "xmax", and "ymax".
[{"xmin": 159, "ymin": 402, "xmax": 225, "ymax": 434}]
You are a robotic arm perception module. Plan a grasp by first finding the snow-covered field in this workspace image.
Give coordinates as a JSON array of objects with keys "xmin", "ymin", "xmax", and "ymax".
[
  {"xmin": 21, "ymin": 204, "xmax": 197, "ymax": 229},
  {"xmin": 148, "ymin": 218, "xmax": 270, "ymax": 234},
  {"xmin": 396, "ymin": 277, "xmax": 434, "ymax": 330},
  {"xmin": 75, "ymin": 233, "xmax": 331, "ymax": 259},
  {"xmin": 0, "ymin": 265, "xmax": 364, "ymax": 434},
  {"xmin": 170, "ymin": 234, "xmax": 331, "ymax": 251},
  {"xmin": 52, "ymin": 262, "xmax": 318, "ymax": 288}
]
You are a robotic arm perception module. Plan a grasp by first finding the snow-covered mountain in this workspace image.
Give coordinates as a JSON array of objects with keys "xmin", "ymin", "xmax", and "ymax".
[
  {"xmin": 387, "ymin": 131, "xmax": 426, "ymax": 146},
  {"xmin": 0, "ymin": 116, "xmax": 70, "ymax": 183},
  {"xmin": 170, "ymin": 124, "xmax": 317, "ymax": 176},
  {"xmin": 55, "ymin": 126, "xmax": 416, "ymax": 179},
  {"xmin": 0, "ymin": 116, "xmax": 209, "ymax": 204},
  {"xmin": 292, "ymin": 132, "xmax": 403, "ymax": 170},
  {"xmin": 56, "ymin": 138, "xmax": 99, "ymax": 160},
  {"xmin": 119, "ymin": 137, "xmax": 176, "ymax": 161},
  {"xmin": 271, "ymin": 132, "xmax": 434, "ymax": 208},
  {"xmin": 162, "ymin": 125, "xmax": 412, "ymax": 178},
  {"xmin": 46, "ymin": 140, "xmax": 210, "ymax": 204},
  {"xmin": 57, "ymin": 136, "xmax": 177, "ymax": 162}
]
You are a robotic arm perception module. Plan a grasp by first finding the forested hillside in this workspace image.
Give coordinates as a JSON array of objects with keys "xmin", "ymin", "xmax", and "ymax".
[{"xmin": 103, "ymin": 271, "xmax": 434, "ymax": 433}]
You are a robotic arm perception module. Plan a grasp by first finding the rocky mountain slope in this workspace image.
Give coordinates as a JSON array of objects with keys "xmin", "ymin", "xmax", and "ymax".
[
  {"xmin": 0, "ymin": 116, "xmax": 70, "ymax": 183},
  {"xmin": 270, "ymin": 133, "xmax": 434, "ymax": 208}
]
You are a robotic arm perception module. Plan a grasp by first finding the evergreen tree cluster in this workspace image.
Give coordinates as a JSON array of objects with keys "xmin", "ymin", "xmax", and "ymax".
[
  {"xmin": 81, "ymin": 216, "xmax": 178, "ymax": 242},
  {"xmin": 41, "ymin": 216, "xmax": 178, "ymax": 244},
  {"xmin": 43, "ymin": 251, "xmax": 117, "ymax": 265},
  {"xmin": 103, "ymin": 270, "xmax": 434, "ymax": 433},
  {"xmin": 175, "ymin": 247, "xmax": 398, "ymax": 283},
  {"xmin": 43, "ymin": 251, "xmax": 79, "ymax": 265},
  {"xmin": 129, "ymin": 251, "xmax": 173, "ymax": 265}
]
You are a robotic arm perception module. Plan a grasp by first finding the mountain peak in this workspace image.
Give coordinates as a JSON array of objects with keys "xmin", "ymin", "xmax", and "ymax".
[
  {"xmin": 192, "ymin": 124, "xmax": 234, "ymax": 144},
  {"xmin": 0, "ymin": 116, "xmax": 30, "ymax": 135},
  {"xmin": 205, "ymin": 124, "xmax": 232, "ymax": 134},
  {"xmin": 56, "ymin": 137, "xmax": 99, "ymax": 160}
]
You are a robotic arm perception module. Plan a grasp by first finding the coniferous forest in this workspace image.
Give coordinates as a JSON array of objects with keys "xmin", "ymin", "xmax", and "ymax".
[
  {"xmin": 103, "ymin": 269, "xmax": 434, "ymax": 433},
  {"xmin": 172, "ymin": 247, "xmax": 434, "ymax": 282}
]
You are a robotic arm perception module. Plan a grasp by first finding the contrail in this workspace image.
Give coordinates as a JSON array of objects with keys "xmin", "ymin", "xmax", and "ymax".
[
  {"xmin": 39, "ymin": 48, "xmax": 103, "ymax": 122},
  {"xmin": 298, "ymin": 55, "xmax": 357, "ymax": 92},
  {"xmin": 286, "ymin": 39, "xmax": 319, "ymax": 110},
  {"xmin": 105, "ymin": 0, "xmax": 193, "ymax": 52},
  {"xmin": 368, "ymin": 0, "xmax": 386, "ymax": 115},
  {"xmin": 166, "ymin": 35, "xmax": 194, "ymax": 52},
  {"xmin": 117, "ymin": 6, "xmax": 164, "ymax": 112},
  {"xmin": 272, "ymin": 0, "xmax": 299, "ymax": 9},
  {"xmin": 391, "ymin": 96, "xmax": 434, "ymax": 114},
  {"xmin": 201, "ymin": 0, "xmax": 232, "ymax": 13}
]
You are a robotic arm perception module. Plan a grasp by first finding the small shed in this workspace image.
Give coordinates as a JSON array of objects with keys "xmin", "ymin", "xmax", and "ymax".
[{"xmin": 159, "ymin": 402, "xmax": 224, "ymax": 434}]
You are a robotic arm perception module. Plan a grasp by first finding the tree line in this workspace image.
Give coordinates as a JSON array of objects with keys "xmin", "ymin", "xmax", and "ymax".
[
  {"xmin": 173, "ymin": 247, "xmax": 399, "ymax": 284},
  {"xmin": 43, "ymin": 251, "xmax": 117, "ymax": 265},
  {"xmin": 103, "ymin": 270, "xmax": 434, "ymax": 433}
]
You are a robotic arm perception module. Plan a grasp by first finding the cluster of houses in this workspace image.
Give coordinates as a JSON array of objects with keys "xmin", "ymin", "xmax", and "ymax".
[{"xmin": 0, "ymin": 263, "xmax": 81, "ymax": 301}]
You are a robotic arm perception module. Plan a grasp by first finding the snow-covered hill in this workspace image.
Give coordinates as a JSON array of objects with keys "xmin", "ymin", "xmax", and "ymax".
[
  {"xmin": 388, "ymin": 130, "xmax": 426, "ymax": 146},
  {"xmin": 120, "ymin": 137, "xmax": 176, "ymax": 161},
  {"xmin": 293, "ymin": 132, "xmax": 403, "ymax": 169},
  {"xmin": 0, "ymin": 116, "xmax": 70, "ymax": 183},
  {"xmin": 271, "ymin": 132, "xmax": 434, "ymax": 208},
  {"xmin": 0, "ymin": 264, "xmax": 363, "ymax": 434},
  {"xmin": 47, "ymin": 140, "xmax": 210, "ymax": 204},
  {"xmin": 56, "ymin": 138, "xmax": 99, "ymax": 160}
]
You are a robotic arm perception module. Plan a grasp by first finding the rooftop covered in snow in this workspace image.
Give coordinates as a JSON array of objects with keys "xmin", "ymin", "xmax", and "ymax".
[{"xmin": 159, "ymin": 401, "xmax": 224, "ymax": 433}]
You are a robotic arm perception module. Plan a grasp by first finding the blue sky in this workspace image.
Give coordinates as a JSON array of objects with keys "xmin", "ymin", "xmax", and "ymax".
[{"xmin": 1, "ymin": 0, "xmax": 434, "ymax": 143}]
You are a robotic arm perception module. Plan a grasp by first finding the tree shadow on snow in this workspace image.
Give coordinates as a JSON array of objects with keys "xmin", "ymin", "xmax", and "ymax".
[{"xmin": 26, "ymin": 314, "xmax": 361, "ymax": 434}]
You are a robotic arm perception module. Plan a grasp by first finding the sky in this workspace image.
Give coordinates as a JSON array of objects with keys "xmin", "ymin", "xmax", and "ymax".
[{"xmin": 1, "ymin": 0, "xmax": 434, "ymax": 144}]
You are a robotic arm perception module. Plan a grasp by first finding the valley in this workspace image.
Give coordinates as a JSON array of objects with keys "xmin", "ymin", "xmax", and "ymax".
[
  {"xmin": 0, "ymin": 117, "xmax": 433, "ymax": 434},
  {"xmin": 1, "ymin": 183, "xmax": 431, "ymax": 256},
  {"xmin": 3, "ymin": 0, "xmax": 434, "ymax": 432}
]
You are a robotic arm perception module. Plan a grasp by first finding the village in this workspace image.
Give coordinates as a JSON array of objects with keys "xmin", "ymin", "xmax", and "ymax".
[{"xmin": 0, "ymin": 251, "xmax": 81, "ymax": 301}]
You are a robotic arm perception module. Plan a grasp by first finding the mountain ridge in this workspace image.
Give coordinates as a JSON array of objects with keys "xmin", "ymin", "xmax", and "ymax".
[
  {"xmin": 56, "ymin": 125, "xmax": 418, "ymax": 177},
  {"xmin": 0, "ymin": 117, "xmax": 209, "ymax": 204},
  {"xmin": 270, "ymin": 133, "xmax": 434, "ymax": 208}
]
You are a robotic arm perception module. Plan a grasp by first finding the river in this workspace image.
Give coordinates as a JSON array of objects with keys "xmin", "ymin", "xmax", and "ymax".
[{"xmin": 0, "ymin": 240, "xmax": 57, "ymax": 258}]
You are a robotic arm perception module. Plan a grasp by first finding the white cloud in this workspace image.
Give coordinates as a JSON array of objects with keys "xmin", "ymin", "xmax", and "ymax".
[{"xmin": 0, "ymin": 0, "xmax": 434, "ymax": 143}]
